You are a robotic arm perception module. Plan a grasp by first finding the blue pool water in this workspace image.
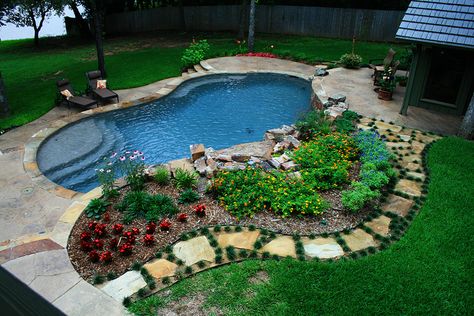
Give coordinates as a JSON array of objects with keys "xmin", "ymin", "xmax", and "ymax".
[{"xmin": 37, "ymin": 73, "xmax": 312, "ymax": 192}]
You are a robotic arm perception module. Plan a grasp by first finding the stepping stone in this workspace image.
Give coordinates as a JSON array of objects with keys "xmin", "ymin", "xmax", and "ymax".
[
  {"xmin": 402, "ymin": 155, "xmax": 421, "ymax": 163},
  {"xmin": 144, "ymin": 259, "xmax": 178, "ymax": 280},
  {"xmin": 398, "ymin": 134, "xmax": 411, "ymax": 142},
  {"xmin": 386, "ymin": 142, "xmax": 411, "ymax": 149},
  {"xmin": 365, "ymin": 216, "xmax": 391, "ymax": 237},
  {"xmin": 101, "ymin": 271, "xmax": 147, "ymax": 302},
  {"xmin": 173, "ymin": 236, "xmax": 215, "ymax": 266},
  {"xmin": 400, "ymin": 161, "xmax": 422, "ymax": 172},
  {"xmin": 381, "ymin": 194, "xmax": 414, "ymax": 217},
  {"xmin": 415, "ymin": 133, "xmax": 441, "ymax": 144},
  {"xmin": 410, "ymin": 141, "xmax": 425, "ymax": 154},
  {"xmin": 356, "ymin": 124, "xmax": 372, "ymax": 131},
  {"xmin": 217, "ymin": 231, "xmax": 260, "ymax": 250},
  {"xmin": 302, "ymin": 237, "xmax": 344, "ymax": 259},
  {"xmin": 406, "ymin": 171, "xmax": 426, "ymax": 182},
  {"xmin": 374, "ymin": 121, "xmax": 402, "ymax": 133},
  {"xmin": 259, "ymin": 236, "xmax": 296, "ymax": 258},
  {"xmin": 343, "ymin": 229, "xmax": 376, "ymax": 251},
  {"xmin": 395, "ymin": 179, "xmax": 422, "ymax": 198}
]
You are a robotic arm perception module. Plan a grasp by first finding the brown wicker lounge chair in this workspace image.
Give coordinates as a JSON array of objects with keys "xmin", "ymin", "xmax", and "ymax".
[
  {"xmin": 85, "ymin": 70, "xmax": 119, "ymax": 104},
  {"xmin": 56, "ymin": 79, "xmax": 98, "ymax": 109}
]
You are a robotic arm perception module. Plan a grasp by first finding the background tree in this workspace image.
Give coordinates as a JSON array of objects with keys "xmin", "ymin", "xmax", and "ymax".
[
  {"xmin": 237, "ymin": 0, "xmax": 247, "ymax": 41},
  {"xmin": 5, "ymin": 0, "xmax": 64, "ymax": 47},
  {"xmin": 458, "ymin": 93, "xmax": 474, "ymax": 140},
  {"xmin": 0, "ymin": 1, "xmax": 13, "ymax": 117},
  {"xmin": 247, "ymin": 0, "xmax": 256, "ymax": 52},
  {"xmin": 68, "ymin": 0, "xmax": 92, "ymax": 38}
]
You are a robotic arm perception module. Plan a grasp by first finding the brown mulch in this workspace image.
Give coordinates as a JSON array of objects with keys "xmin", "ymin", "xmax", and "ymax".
[{"xmin": 68, "ymin": 170, "xmax": 373, "ymax": 281}]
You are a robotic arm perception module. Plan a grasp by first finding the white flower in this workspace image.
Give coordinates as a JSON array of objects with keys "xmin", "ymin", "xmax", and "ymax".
[
  {"xmin": 141, "ymin": 156, "xmax": 145, "ymax": 161},
  {"xmin": 107, "ymin": 162, "xmax": 113, "ymax": 166},
  {"xmin": 119, "ymin": 156, "xmax": 126, "ymax": 161},
  {"xmin": 133, "ymin": 150, "xmax": 139, "ymax": 155},
  {"xmin": 106, "ymin": 169, "xmax": 112, "ymax": 173},
  {"xmin": 125, "ymin": 151, "xmax": 131, "ymax": 154},
  {"xmin": 99, "ymin": 169, "xmax": 104, "ymax": 172},
  {"xmin": 110, "ymin": 152, "xmax": 117, "ymax": 158},
  {"xmin": 130, "ymin": 155, "xmax": 136, "ymax": 160}
]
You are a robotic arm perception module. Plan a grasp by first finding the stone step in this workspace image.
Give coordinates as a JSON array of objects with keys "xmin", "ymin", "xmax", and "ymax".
[
  {"xmin": 187, "ymin": 68, "xmax": 197, "ymax": 74},
  {"xmin": 342, "ymin": 229, "xmax": 376, "ymax": 252},
  {"xmin": 302, "ymin": 237, "xmax": 344, "ymax": 259},
  {"xmin": 193, "ymin": 64, "xmax": 206, "ymax": 73},
  {"xmin": 101, "ymin": 271, "xmax": 147, "ymax": 302},
  {"xmin": 365, "ymin": 215, "xmax": 391, "ymax": 237}
]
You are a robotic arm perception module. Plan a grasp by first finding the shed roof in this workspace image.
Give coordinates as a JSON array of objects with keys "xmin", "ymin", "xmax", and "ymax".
[{"xmin": 396, "ymin": 0, "xmax": 474, "ymax": 49}]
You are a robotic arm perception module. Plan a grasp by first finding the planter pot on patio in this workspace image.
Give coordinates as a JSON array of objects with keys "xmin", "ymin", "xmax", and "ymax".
[{"xmin": 378, "ymin": 89, "xmax": 393, "ymax": 101}]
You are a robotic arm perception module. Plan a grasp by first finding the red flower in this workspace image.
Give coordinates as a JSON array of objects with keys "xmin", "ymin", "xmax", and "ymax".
[
  {"xmin": 194, "ymin": 204, "xmax": 206, "ymax": 217},
  {"xmin": 109, "ymin": 238, "xmax": 118, "ymax": 250},
  {"xmin": 80, "ymin": 231, "xmax": 91, "ymax": 241},
  {"xmin": 93, "ymin": 238, "xmax": 104, "ymax": 249},
  {"xmin": 80, "ymin": 240, "xmax": 93, "ymax": 252},
  {"xmin": 119, "ymin": 242, "xmax": 133, "ymax": 256},
  {"xmin": 123, "ymin": 231, "xmax": 136, "ymax": 244},
  {"xmin": 103, "ymin": 212, "xmax": 110, "ymax": 222},
  {"xmin": 160, "ymin": 219, "xmax": 171, "ymax": 231},
  {"xmin": 146, "ymin": 222, "xmax": 156, "ymax": 234},
  {"xmin": 143, "ymin": 234, "xmax": 154, "ymax": 246},
  {"xmin": 177, "ymin": 213, "xmax": 188, "ymax": 222},
  {"xmin": 112, "ymin": 224, "xmax": 124, "ymax": 234},
  {"xmin": 131, "ymin": 227, "xmax": 140, "ymax": 235},
  {"xmin": 88, "ymin": 221, "xmax": 97, "ymax": 231},
  {"xmin": 94, "ymin": 223, "xmax": 107, "ymax": 238},
  {"xmin": 100, "ymin": 251, "xmax": 112, "ymax": 263},
  {"xmin": 89, "ymin": 250, "xmax": 100, "ymax": 262},
  {"xmin": 236, "ymin": 52, "xmax": 277, "ymax": 58}
]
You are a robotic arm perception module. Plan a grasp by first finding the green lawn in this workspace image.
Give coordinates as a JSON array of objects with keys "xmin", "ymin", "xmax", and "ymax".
[
  {"xmin": 129, "ymin": 136, "xmax": 474, "ymax": 316},
  {"xmin": 0, "ymin": 32, "xmax": 408, "ymax": 130}
]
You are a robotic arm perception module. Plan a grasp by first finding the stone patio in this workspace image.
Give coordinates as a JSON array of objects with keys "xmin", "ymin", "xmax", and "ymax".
[{"xmin": 0, "ymin": 56, "xmax": 443, "ymax": 314}]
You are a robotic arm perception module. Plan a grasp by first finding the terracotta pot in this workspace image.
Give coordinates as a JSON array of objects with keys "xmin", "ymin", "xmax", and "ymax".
[{"xmin": 378, "ymin": 89, "xmax": 392, "ymax": 101}]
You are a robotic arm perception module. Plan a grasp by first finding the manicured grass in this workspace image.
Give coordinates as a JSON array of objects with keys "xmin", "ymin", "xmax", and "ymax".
[
  {"xmin": 129, "ymin": 137, "xmax": 474, "ymax": 315},
  {"xmin": 0, "ymin": 32, "xmax": 407, "ymax": 130}
]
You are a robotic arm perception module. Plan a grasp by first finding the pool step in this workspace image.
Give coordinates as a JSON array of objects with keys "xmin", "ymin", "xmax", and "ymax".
[
  {"xmin": 193, "ymin": 64, "xmax": 206, "ymax": 73},
  {"xmin": 187, "ymin": 68, "xmax": 197, "ymax": 74}
]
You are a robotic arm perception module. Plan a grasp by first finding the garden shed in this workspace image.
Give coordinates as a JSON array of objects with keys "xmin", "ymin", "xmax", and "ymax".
[{"xmin": 396, "ymin": 0, "xmax": 474, "ymax": 115}]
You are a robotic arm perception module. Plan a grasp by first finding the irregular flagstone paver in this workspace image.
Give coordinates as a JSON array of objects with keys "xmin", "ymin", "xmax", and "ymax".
[
  {"xmin": 58, "ymin": 201, "xmax": 87, "ymax": 224},
  {"xmin": 168, "ymin": 158, "xmax": 195, "ymax": 174},
  {"xmin": 365, "ymin": 216, "xmax": 391, "ymax": 237},
  {"xmin": 400, "ymin": 161, "xmax": 422, "ymax": 171},
  {"xmin": 0, "ymin": 239, "xmax": 62, "ymax": 264},
  {"xmin": 395, "ymin": 179, "xmax": 422, "ymax": 198},
  {"xmin": 374, "ymin": 121, "xmax": 402, "ymax": 132},
  {"xmin": 411, "ymin": 141, "xmax": 425, "ymax": 153},
  {"xmin": 302, "ymin": 237, "xmax": 343, "ymax": 259},
  {"xmin": 217, "ymin": 230, "xmax": 260, "ymax": 250},
  {"xmin": 343, "ymin": 229, "xmax": 376, "ymax": 251},
  {"xmin": 101, "ymin": 270, "xmax": 147, "ymax": 302},
  {"xmin": 144, "ymin": 259, "xmax": 178, "ymax": 279},
  {"xmin": 405, "ymin": 171, "xmax": 426, "ymax": 182},
  {"xmin": 381, "ymin": 194, "xmax": 414, "ymax": 217},
  {"xmin": 173, "ymin": 236, "xmax": 215, "ymax": 265},
  {"xmin": 260, "ymin": 236, "xmax": 296, "ymax": 258},
  {"xmin": 54, "ymin": 280, "xmax": 128, "ymax": 316},
  {"xmin": 80, "ymin": 187, "xmax": 102, "ymax": 202}
]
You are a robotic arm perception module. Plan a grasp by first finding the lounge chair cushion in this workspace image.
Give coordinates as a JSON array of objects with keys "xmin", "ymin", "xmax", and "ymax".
[
  {"xmin": 93, "ymin": 87, "xmax": 117, "ymax": 99},
  {"xmin": 96, "ymin": 79, "xmax": 107, "ymax": 89},
  {"xmin": 69, "ymin": 96, "xmax": 97, "ymax": 108},
  {"xmin": 60, "ymin": 89, "xmax": 73, "ymax": 100}
]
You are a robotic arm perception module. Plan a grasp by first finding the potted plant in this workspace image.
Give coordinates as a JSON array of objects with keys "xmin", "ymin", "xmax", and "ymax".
[{"xmin": 378, "ymin": 66, "xmax": 396, "ymax": 101}]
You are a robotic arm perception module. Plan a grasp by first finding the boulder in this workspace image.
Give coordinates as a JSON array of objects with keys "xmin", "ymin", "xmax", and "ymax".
[
  {"xmin": 264, "ymin": 132, "xmax": 276, "ymax": 141},
  {"xmin": 315, "ymin": 67, "xmax": 329, "ymax": 77},
  {"xmin": 190, "ymin": 144, "xmax": 205, "ymax": 161},
  {"xmin": 281, "ymin": 161, "xmax": 298, "ymax": 171},
  {"xmin": 268, "ymin": 158, "xmax": 281, "ymax": 169},
  {"xmin": 231, "ymin": 153, "xmax": 251, "ymax": 162},
  {"xmin": 328, "ymin": 93, "xmax": 346, "ymax": 103},
  {"xmin": 216, "ymin": 154, "xmax": 232, "ymax": 162},
  {"xmin": 285, "ymin": 135, "xmax": 301, "ymax": 149},
  {"xmin": 194, "ymin": 157, "xmax": 207, "ymax": 175},
  {"xmin": 273, "ymin": 141, "xmax": 291, "ymax": 153},
  {"xmin": 205, "ymin": 147, "xmax": 217, "ymax": 159}
]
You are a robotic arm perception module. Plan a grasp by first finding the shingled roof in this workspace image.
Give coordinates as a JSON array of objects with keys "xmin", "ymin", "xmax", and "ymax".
[{"xmin": 396, "ymin": 0, "xmax": 474, "ymax": 49}]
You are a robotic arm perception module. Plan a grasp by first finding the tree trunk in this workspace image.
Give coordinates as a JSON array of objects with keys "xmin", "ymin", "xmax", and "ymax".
[
  {"xmin": 33, "ymin": 29, "xmax": 39, "ymax": 47},
  {"xmin": 247, "ymin": 0, "xmax": 256, "ymax": 52},
  {"xmin": 237, "ymin": 0, "xmax": 247, "ymax": 40},
  {"xmin": 458, "ymin": 92, "xmax": 474, "ymax": 139},
  {"xmin": 70, "ymin": 1, "xmax": 92, "ymax": 38},
  {"xmin": 0, "ymin": 72, "xmax": 9, "ymax": 117},
  {"xmin": 92, "ymin": 1, "xmax": 106, "ymax": 77},
  {"xmin": 178, "ymin": 0, "xmax": 186, "ymax": 31}
]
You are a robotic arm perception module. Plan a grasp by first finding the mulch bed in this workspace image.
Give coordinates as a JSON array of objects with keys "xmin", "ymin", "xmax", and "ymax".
[{"xmin": 68, "ymin": 166, "xmax": 374, "ymax": 281}]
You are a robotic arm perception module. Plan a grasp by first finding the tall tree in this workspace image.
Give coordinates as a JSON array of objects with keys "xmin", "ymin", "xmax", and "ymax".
[
  {"xmin": 247, "ymin": 0, "xmax": 256, "ymax": 52},
  {"xmin": 5, "ymin": 0, "xmax": 64, "ymax": 47},
  {"xmin": 81, "ymin": 0, "xmax": 107, "ymax": 77},
  {"xmin": 458, "ymin": 93, "xmax": 474, "ymax": 140},
  {"xmin": 69, "ymin": 0, "xmax": 92, "ymax": 38},
  {"xmin": 237, "ymin": 0, "xmax": 247, "ymax": 41},
  {"xmin": 177, "ymin": 0, "xmax": 186, "ymax": 31}
]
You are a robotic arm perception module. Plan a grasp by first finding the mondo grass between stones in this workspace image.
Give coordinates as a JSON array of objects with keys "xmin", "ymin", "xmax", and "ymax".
[{"xmin": 129, "ymin": 137, "xmax": 473, "ymax": 315}]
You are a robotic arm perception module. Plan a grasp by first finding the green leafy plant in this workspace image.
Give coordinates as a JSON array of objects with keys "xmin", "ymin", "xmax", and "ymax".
[
  {"xmin": 85, "ymin": 198, "xmax": 110, "ymax": 219},
  {"xmin": 342, "ymin": 181, "xmax": 380, "ymax": 212},
  {"xmin": 178, "ymin": 189, "xmax": 200, "ymax": 204},
  {"xmin": 181, "ymin": 39, "xmax": 210, "ymax": 68},
  {"xmin": 296, "ymin": 109, "xmax": 332, "ymax": 141},
  {"xmin": 173, "ymin": 168, "xmax": 198, "ymax": 190},
  {"xmin": 339, "ymin": 53, "xmax": 362, "ymax": 69},
  {"xmin": 153, "ymin": 166, "xmax": 170, "ymax": 185},
  {"xmin": 146, "ymin": 194, "xmax": 179, "ymax": 222}
]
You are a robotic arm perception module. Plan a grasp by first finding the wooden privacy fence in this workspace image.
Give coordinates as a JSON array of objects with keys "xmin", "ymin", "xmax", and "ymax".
[{"xmin": 105, "ymin": 5, "xmax": 404, "ymax": 41}]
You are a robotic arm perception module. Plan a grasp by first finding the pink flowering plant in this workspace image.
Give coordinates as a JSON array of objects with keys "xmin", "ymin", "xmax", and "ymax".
[{"xmin": 96, "ymin": 150, "xmax": 147, "ymax": 195}]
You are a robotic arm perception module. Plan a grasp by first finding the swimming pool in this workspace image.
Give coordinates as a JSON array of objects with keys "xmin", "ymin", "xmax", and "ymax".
[{"xmin": 37, "ymin": 73, "xmax": 312, "ymax": 192}]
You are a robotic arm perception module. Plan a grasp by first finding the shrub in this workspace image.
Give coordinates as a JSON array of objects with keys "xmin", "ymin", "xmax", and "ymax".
[
  {"xmin": 339, "ymin": 53, "xmax": 362, "ymax": 69},
  {"xmin": 178, "ymin": 189, "xmax": 200, "ymax": 204},
  {"xmin": 181, "ymin": 39, "xmax": 210, "ymax": 68},
  {"xmin": 173, "ymin": 168, "xmax": 198, "ymax": 190},
  {"xmin": 117, "ymin": 191, "xmax": 178, "ymax": 223},
  {"xmin": 146, "ymin": 194, "xmax": 179, "ymax": 222},
  {"xmin": 296, "ymin": 110, "xmax": 332, "ymax": 141},
  {"xmin": 153, "ymin": 166, "xmax": 170, "ymax": 185},
  {"xmin": 85, "ymin": 198, "xmax": 110, "ymax": 219},
  {"xmin": 342, "ymin": 182, "xmax": 380, "ymax": 212},
  {"xmin": 334, "ymin": 110, "xmax": 359, "ymax": 134},
  {"xmin": 292, "ymin": 133, "xmax": 358, "ymax": 190}
]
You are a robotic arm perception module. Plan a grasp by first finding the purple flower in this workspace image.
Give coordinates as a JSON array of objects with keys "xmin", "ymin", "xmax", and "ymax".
[
  {"xmin": 125, "ymin": 151, "xmax": 131, "ymax": 154},
  {"xmin": 141, "ymin": 156, "xmax": 145, "ymax": 161},
  {"xmin": 110, "ymin": 152, "xmax": 117, "ymax": 158},
  {"xmin": 133, "ymin": 150, "xmax": 139, "ymax": 155},
  {"xmin": 129, "ymin": 155, "xmax": 136, "ymax": 160},
  {"xmin": 119, "ymin": 156, "xmax": 126, "ymax": 161}
]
